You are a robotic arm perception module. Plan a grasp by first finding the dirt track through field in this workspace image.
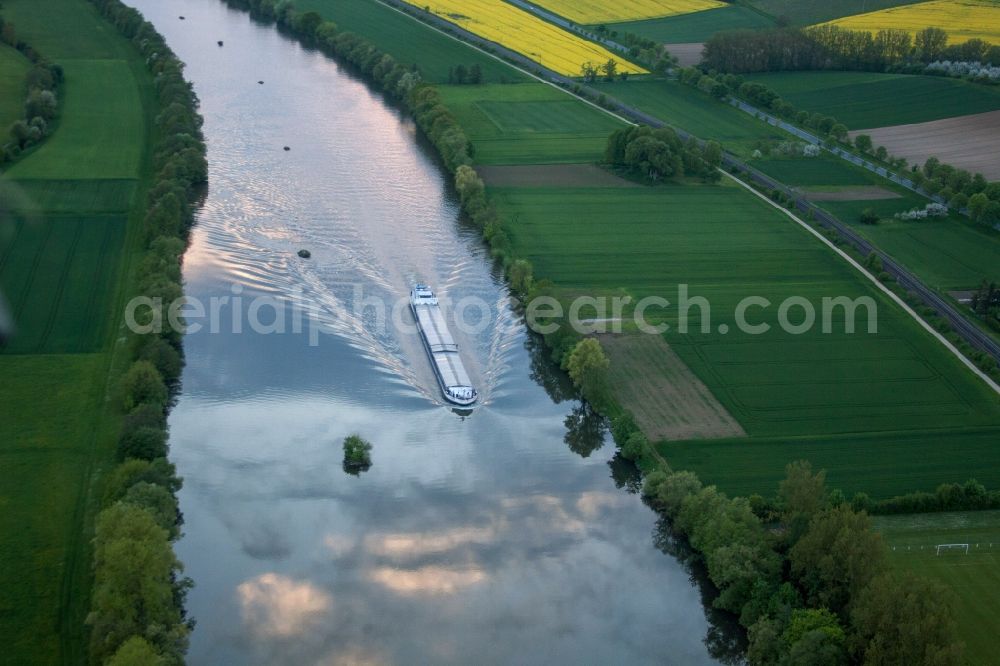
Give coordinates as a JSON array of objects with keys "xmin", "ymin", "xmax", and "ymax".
[
  {"xmin": 850, "ymin": 110, "xmax": 1000, "ymax": 180},
  {"xmin": 600, "ymin": 333, "xmax": 746, "ymax": 442},
  {"xmin": 476, "ymin": 164, "xmax": 640, "ymax": 187}
]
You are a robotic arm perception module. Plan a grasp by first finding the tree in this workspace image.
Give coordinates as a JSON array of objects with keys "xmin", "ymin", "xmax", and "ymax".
[
  {"xmin": 779, "ymin": 461, "xmax": 828, "ymax": 542},
  {"xmin": 25, "ymin": 89, "xmax": 57, "ymax": 120},
  {"xmin": 708, "ymin": 541, "xmax": 782, "ymax": 614},
  {"xmin": 748, "ymin": 617, "xmax": 784, "ymax": 666},
  {"xmin": 107, "ymin": 636, "xmax": 165, "ymax": 666},
  {"xmin": 121, "ymin": 361, "xmax": 168, "ymax": 411},
  {"xmin": 624, "ymin": 135, "xmax": 680, "ymax": 182},
  {"xmin": 293, "ymin": 10, "xmax": 323, "ymax": 36},
  {"xmin": 118, "ymin": 427, "xmax": 168, "ymax": 461},
  {"xmin": 600, "ymin": 58, "xmax": 618, "ymax": 82},
  {"xmin": 123, "ymin": 482, "xmax": 181, "ymax": 539},
  {"xmin": 342, "ymin": 434, "xmax": 372, "ymax": 474},
  {"xmin": 453, "ymin": 63, "xmax": 467, "ymax": 85},
  {"xmin": 564, "ymin": 338, "xmax": 609, "ymax": 399},
  {"xmin": 507, "ymin": 259, "xmax": 533, "ymax": 296},
  {"xmin": 915, "ymin": 27, "xmax": 948, "ymax": 62},
  {"xmin": 968, "ymin": 192, "xmax": 990, "ymax": 221},
  {"xmin": 786, "ymin": 627, "xmax": 848, "ymax": 666},
  {"xmin": 789, "ymin": 505, "xmax": 887, "ymax": 618},
  {"xmin": 859, "ymin": 208, "xmax": 879, "ymax": 225},
  {"xmin": 851, "ymin": 572, "xmax": 963, "ymax": 665},
  {"xmin": 469, "ymin": 63, "xmax": 483, "ymax": 84},
  {"xmin": 854, "ymin": 134, "xmax": 873, "ymax": 154},
  {"xmin": 620, "ymin": 431, "xmax": 648, "ymax": 462},
  {"xmin": 655, "ymin": 472, "xmax": 702, "ymax": 518},
  {"xmin": 122, "ymin": 403, "xmax": 166, "ymax": 434},
  {"xmin": 88, "ymin": 504, "xmax": 188, "ymax": 663},
  {"xmin": 137, "ymin": 336, "xmax": 183, "ymax": 385},
  {"xmin": 581, "ymin": 61, "xmax": 598, "ymax": 83},
  {"xmin": 102, "ymin": 458, "xmax": 182, "ymax": 507}
]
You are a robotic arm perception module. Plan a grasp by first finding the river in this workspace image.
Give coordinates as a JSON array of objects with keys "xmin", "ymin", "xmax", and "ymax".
[{"xmin": 127, "ymin": 1, "xmax": 734, "ymax": 663}]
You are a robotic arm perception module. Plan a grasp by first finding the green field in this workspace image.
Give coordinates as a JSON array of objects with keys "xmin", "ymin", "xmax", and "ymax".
[
  {"xmin": 830, "ymin": 201, "xmax": 1000, "ymax": 291},
  {"xmin": 748, "ymin": 0, "xmax": 925, "ymax": 25},
  {"xmin": 0, "ymin": 0, "xmax": 133, "ymax": 60},
  {"xmin": 592, "ymin": 79, "xmax": 783, "ymax": 155},
  {"xmin": 751, "ymin": 153, "xmax": 1000, "ymax": 292},
  {"xmin": 293, "ymin": 0, "xmax": 528, "ymax": 84},
  {"xmin": 0, "ymin": 215, "xmax": 126, "ymax": 353},
  {"xmin": 0, "ymin": 354, "xmax": 111, "ymax": 664},
  {"xmin": 439, "ymin": 83, "xmax": 624, "ymax": 164},
  {"xmin": 659, "ymin": 428, "xmax": 1000, "ymax": 499},
  {"xmin": 874, "ymin": 511, "xmax": 1000, "ymax": 665},
  {"xmin": 4, "ymin": 59, "xmax": 145, "ymax": 180},
  {"xmin": 608, "ymin": 5, "xmax": 774, "ymax": 43},
  {"xmin": 0, "ymin": 42, "xmax": 30, "ymax": 131},
  {"xmin": 754, "ymin": 154, "xmax": 877, "ymax": 187},
  {"xmin": 497, "ymin": 180, "xmax": 1000, "ymax": 494},
  {"xmin": 0, "ymin": 0, "xmax": 153, "ymax": 661},
  {"xmin": 747, "ymin": 72, "xmax": 1000, "ymax": 129},
  {"xmin": 2, "ymin": 178, "xmax": 137, "ymax": 214}
]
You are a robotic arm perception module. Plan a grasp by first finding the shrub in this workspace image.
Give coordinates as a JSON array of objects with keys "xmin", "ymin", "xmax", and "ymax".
[{"xmin": 343, "ymin": 434, "xmax": 373, "ymax": 472}]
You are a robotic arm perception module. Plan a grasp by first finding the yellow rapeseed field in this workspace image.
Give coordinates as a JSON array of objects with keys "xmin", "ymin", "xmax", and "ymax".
[
  {"xmin": 404, "ymin": 0, "xmax": 648, "ymax": 76},
  {"xmin": 529, "ymin": 0, "xmax": 724, "ymax": 25},
  {"xmin": 822, "ymin": 0, "xmax": 1000, "ymax": 45}
]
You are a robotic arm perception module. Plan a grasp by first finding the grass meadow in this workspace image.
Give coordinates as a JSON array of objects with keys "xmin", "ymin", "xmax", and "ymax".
[
  {"xmin": 439, "ymin": 83, "xmax": 625, "ymax": 164},
  {"xmin": 608, "ymin": 5, "xmax": 774, "ymax": 43},
  {"xmin": 294, "ymin": 0, "xmax": 529, "ymax": 84},
  {"xmin": 874, "ymin": 511, "xmax": 1000, "ymax": 665},
  {"xmin": 0, "ymin": 0, "xmax": 153, "ymax": 660},
  {"xmin": 0, "ymin": 42, "xmax": 30, "ymax": 130},
  {"xmin": 4, "ymin": 59, "xmax": 145, "ymax": 180},
  {"xmin": 746, "ymin": 71, "xmax": 1000, "ymax": 129},
  {"xmin": 591, "ymin": 78, "xmax": 784, "ymax": 155}
]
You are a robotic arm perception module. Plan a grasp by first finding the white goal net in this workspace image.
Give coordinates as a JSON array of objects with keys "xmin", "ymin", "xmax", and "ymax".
[{"xmin": 935, "ymin": 543, "xmax": 970, "ymax": 556}]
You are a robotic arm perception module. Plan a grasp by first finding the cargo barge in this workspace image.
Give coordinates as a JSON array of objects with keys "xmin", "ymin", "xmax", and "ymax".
[{"xmin": 410, "ymin": 285, "xmax": 478, "ymax": 407}]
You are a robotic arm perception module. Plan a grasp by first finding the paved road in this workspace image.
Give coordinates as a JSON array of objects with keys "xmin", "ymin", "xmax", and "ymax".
[{"xmin": 378, "ymin": 0, "xmax": 1000, "ymax": 366}]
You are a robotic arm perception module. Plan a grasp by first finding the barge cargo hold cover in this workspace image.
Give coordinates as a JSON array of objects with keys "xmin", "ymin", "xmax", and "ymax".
[{"xmin": 410, "ymin": 285, "xmax": 478, "ymax": 407}]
